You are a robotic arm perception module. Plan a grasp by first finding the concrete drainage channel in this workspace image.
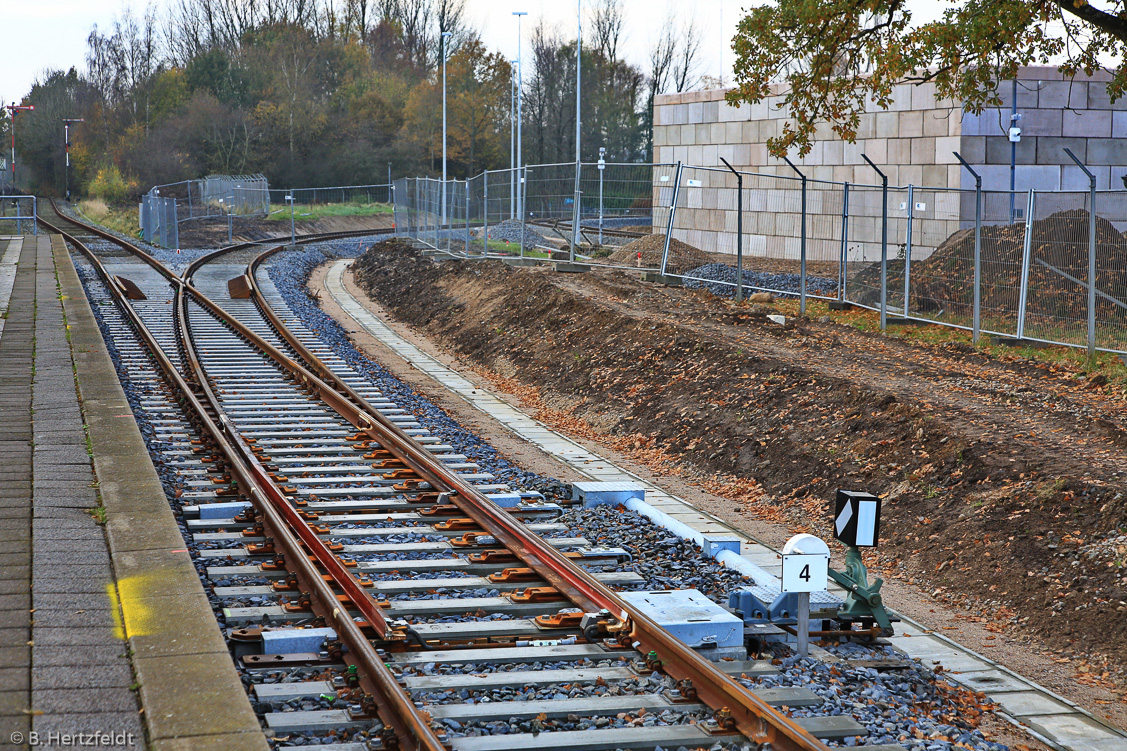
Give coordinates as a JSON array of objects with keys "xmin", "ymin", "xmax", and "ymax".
[{"xmin": 52, "ymin": 212, "xmax": 1099, "ymax": 751}]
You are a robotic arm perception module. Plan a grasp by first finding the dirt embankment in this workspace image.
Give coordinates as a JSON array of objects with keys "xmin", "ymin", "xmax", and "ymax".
[{"xmin": 352, "ymin": 239, "xmax": 1127, "ymax": 673}]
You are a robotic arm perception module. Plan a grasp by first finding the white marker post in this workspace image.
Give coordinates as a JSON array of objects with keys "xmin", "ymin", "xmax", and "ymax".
[{"xmin": 781, "ymin": 534, "xmax": 831, "ymax": 657}]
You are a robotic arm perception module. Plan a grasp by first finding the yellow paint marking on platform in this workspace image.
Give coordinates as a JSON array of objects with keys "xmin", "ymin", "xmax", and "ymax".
[
  {"xmin": 108, "ymin": 575, "xmax": 156, "ymax": 639},
  {"xmin": 106, "ymin": 582, "xmax": 127, "ymax": 640}
]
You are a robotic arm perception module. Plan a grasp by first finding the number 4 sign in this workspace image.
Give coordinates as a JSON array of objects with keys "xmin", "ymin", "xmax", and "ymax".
[{"xmin": 780, "ymin": 534, "xmax": 830, "ymax": 593}]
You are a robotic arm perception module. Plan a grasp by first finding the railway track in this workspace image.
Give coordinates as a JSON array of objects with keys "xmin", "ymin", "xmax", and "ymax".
[{"xmin": 37, "ymin": 201, "xmax": 975, "ymax": 751}]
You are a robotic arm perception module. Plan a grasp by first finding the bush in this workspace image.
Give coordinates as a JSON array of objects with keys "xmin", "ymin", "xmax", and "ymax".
[{"xmin": 87, "ymin": 165, "xmax": 135, "ymax": 203}]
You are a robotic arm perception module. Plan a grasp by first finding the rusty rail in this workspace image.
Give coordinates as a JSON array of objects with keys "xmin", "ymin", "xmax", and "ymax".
[
  {"xmin": 240, "ymin": 248, "xmax": 830, "ymax": 751},
  {"xmin": 39, "ymin": 204, "xmax": 447, "ymax": 751}
]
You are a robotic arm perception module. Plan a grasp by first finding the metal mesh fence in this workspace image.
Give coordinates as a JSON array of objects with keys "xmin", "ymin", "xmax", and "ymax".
[
  {"xmin": 842, "ymin": 184, "xmax": 892, "ymax": 309},
  {"xmin": 392, "ymin": 159, "xmax": 1127, "ymax": 356},
  {"xmin": 0, "ymin": 196, "xmax": 37, "ymax": 234},
  {"xmin": 1090, "ymin": 191, "xmax": 1127, "ymax": 351},
  {"xmin": 139, "ymin": 194, "xmax": 178, "ymax": 248},
  {"xmin": 141, "ymin": 176, "xmax": 395, "ymax": 247},
  {"xmin": 1022, "ymin": 190, "xmax": 1106, "ymax": 348},
  {"xmin": 269, "ymin": 184, "xmax": 393, "ymax": 217},
  {"xmin": 199, "ymin": 174, "xmax": 269, "ymax": 214},
  {"xmin": 895, "ymin": 187, "xmax": 972, "ymax": 325}
]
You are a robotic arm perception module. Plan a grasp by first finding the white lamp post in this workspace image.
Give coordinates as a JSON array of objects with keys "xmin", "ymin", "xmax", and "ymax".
[
  {"xmin": 513, "ymin": 12, "xmax": 527, "ymax": 221},
  {"xmin": 510, "ymin": 59, "xmax": 518, "ymax": 220},
  {"xmin": 568, "ymin": 0, "xmax": 583, "ymax": 261},
  {"xmin": 441, "ymin": 30, "xmax": 452, "ymax": 227}
]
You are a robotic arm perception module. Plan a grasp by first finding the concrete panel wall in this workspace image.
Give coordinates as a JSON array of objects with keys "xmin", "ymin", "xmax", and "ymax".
[{"xmin": 653, "ymin": 67, "xmax": 1127, "ymax": 260}]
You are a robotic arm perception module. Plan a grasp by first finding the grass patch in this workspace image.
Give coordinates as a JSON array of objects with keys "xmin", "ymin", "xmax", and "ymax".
[
  {"xmin": 766, "ymin": 297, "xmax": 1127, "ymax": 390},
  {"xmin": 77, "ymin": 199, "xmax": 141, "ymax": 238},
  {"xmin": 87, "ymin": 505, "xmax": 107, "ymax": 525},
  {"xmin": 266, "ymin": 201, "xmax": 393, "ymax": 221}
]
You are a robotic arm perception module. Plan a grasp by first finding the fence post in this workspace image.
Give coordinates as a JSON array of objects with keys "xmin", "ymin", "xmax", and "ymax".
[
  {"xmin": 839, "ymin": 182, "xmax": 849, "ymax": 302},
  {"xmin": 861, "ymin": 155, "xmax": 889, "ymax": 331},
  {"xmin": 660, "ymin": 162, "xmax": 684, "ymax": 277},
  {"xmin": 719, "ymin": 157, "xmax": 744, "ymax": 302},
  {"xmin": 1016, "ymin": 189, "xmax": 1035, "ymax": 340},
  {"xmin": 904, "ymin": 184, "xmax": 914, "ymax": 316},
  {"xmin": 1064, "ymin": 148, "xmax": 1097, "ymax": 359},
  {"xmin": 569, "ymin": 160, "xmax": 581, "ymax": 262},
  {"xmin": 954, "ymin": 152, "xmax": 982, "ymax": 344},
  {"xmin": 520, "ymin": 167, "xmax": 529, "ymax": 259},
  {"xmin": 170, "ymin": 198, "xmax": 179, "ymax": 249},
  {"xmin": 783, "ymin": 157, "xmax": 808, "ymax": 316},
  {"xmin": 32, "ymin": 196, "xmax": 37, "ymax": 235},
  {"xmin": 483, "ymin": 172, "xmax": 489, "ymax": 254},
  {"xmin": 465, "ymin": 181, "xmax": 471, "ymax": 256}
]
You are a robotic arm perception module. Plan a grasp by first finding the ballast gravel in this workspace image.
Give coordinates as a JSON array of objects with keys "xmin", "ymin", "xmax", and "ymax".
[
  {"xmin": 481, "ymin": 218, "xmax": 547, "ymax": 250},
  {"xmin": 265, "ymin": 242, "xmax": 569, "ymax": 499},
  {"xmin": 683, "ymin": 262, "xmax": 838, "ymax": 299}
]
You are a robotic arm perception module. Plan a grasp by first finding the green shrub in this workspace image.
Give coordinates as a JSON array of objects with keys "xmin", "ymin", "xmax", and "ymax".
[{"xmin": 87, "ymin": 165, "xmax": 134, "ymax": 203}]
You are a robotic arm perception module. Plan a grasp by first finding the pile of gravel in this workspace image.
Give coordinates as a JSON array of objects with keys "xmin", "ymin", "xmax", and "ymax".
[
  {"xmin": 484, "ymin": 219, "xmax": 546, "ymax": 251},
  {"xmin": 683, "ymin": 262, "xmax": 838, "ymax": 299}
]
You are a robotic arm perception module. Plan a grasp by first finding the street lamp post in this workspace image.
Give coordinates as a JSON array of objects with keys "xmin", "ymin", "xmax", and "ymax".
[
  {"xmin": 513, "ymin": 12, "xmax": 527, "ymax": 221},
  {"xmin": 62, "ymin": 118, "xmax": 85, "ymax": 202},
  {"xmin": 441, "ymin": 30, "xmax": 452, "ymax": 227},
  {"xmin": 5, "ymin": 103, "xmax": 35, "ymax": 186},
  {"xmin": 568, "ymin": 0, "xmax": 582, "ymax": 261},
  {"xmin": 509, "ymin": 59, "xmax": 516, "ymax": 217}
]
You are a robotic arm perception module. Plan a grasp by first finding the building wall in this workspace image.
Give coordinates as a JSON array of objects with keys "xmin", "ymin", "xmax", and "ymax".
[{"xmin": 651, "ymin": 67, "xmax": 1127, "ymax": 262}]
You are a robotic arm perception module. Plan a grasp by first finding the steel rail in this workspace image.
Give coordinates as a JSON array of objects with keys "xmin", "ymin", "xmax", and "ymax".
[
  {"xmin": 239, "ymin": 247, "xmax": 830, "ymax": 751},
  {"xmin": 39, "ymin": 207, "xmax": 447, "ymax": 751}
]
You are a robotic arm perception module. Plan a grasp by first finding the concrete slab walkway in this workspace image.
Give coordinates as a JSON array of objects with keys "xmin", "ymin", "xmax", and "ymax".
[
  {"xmin": 0, "ymin": 235, "xmax": 143, "ymax": 750},
  {"xmin": 0, "ymin": 235, "xmax": 265, "ymax": 750}
]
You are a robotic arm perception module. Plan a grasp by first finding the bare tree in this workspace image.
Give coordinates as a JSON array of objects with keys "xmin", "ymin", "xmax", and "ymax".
[
  {"xmin": 647, "ymin": 15, "xmax": 676, "ymax": 100},
  {"xmin": 339, "ymin": 0, "xmax": 371, "ymax": 39},
  {"xmin": 86, "ymin": 4, "xmax": 160, "ymax": 119},
  {"xmin": 671, "ymin": 16, "xmax": 701, "ymax": 92},
  {"xmin": 590, "ymin": 0, "xmax": 624, "ymax": 62},
  {"xmin": 647, "ymin": 11, "xmax": 701, "ymax": 97},
  {"xmin": 644, "ymin": 10, "xmax": 701, "ymax": 158},
  {"xmin": 164, "ymin": 0, "xmax": 210, "ymax": 65}
]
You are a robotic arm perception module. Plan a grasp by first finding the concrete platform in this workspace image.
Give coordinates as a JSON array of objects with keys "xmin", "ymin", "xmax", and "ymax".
[{"xmin": 0, "ymin": 235, "xmax": 265, "ymax": 750}]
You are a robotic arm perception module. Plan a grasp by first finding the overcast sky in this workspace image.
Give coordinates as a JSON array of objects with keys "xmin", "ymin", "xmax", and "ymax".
[{"xmin": 0, "ymin": 0, "xmax": 745, "ymax": 105}]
